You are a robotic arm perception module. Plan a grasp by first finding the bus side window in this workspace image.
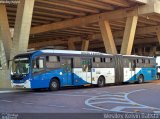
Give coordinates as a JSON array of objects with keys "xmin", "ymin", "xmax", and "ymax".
[
  {"xmin": 137, "ymin": 59, "xmax": 139, "ymax": 63},
  {"xmin": 93, "ymin": 57, "xmax": 100, "ymax": 68},
  {"xmin": 81, "ymin": 59, "xmax": 91, "ymax": 72},
  {"xmin": 105, "ymin": 58, "xmax": 111, "ymax": 63},
  {"xmin": 100, "ymin": 58, "xmax": 103, "ymax": 62},
  {"xmin": 74, "ymin": 57, "xmax": 81, "ymax": 68},
  {"xmin": 129, "ymin": 62, "xmax": 132, "ymax": 70},
  {"xmin": 95, "ymin": 57, "xmax": 100, "ymax": 62},
  {"xmin": 139, "ymin": 59, "xmax": 141, "ymax": 63},
  {"xmin": 39, "ymin": 59, "xmax": 44, "ymax": 69},
  {"xmin": 110, "ymin": 58, "xmax": 112, "ymax": 62},
  {"xmin": 88, "ymin": 60, "xmax": 92, "ymax": 72},
  {"xmin": 150, "ymin": 59, "xmax": 156, "ymax": 67},
  {"xmin": 145, "ymin": 59, "xmax": 150, "ymax": 67},
  {"xmin": 82, "ymin": 60, "xmax": 88, "ymax": 72},
  {"xmin": 46, "ymin": 56, "xmax": 60, "ymax": 69},
  {"xmin": 148, "ymin": 59, "xmax": 150, "ymax": 64},
  {"xmin": 132, "ymin": 60, "xmax": 136, "ymax": 69},
  {"xmin": 145, "ymin": 59, "xmax": 148, "ymax": 64},
  {"xmin": 142, "ymin": 59, "xmax": 145, "ymax": 63},
  {"xmin": 60, "ymin": 58, "xmax": 67, "ymax": 72},
  {"xmin": 93, "ymin": 58, "xmax": 95, "ymax": 62},
  {"xmin": 32, "ymin": 57, "xmax": 45, "ymax": 73},
  {"xmin": 129, "ymin": 59, "xmax": 136, "ymax": 71},
  {"xmin": 34, "ymin": 59, "xmax": 39, "ymax": 68}
]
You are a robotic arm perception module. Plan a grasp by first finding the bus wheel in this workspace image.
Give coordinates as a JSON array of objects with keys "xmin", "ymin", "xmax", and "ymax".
[
  {"xmin": 137, "ymin": 75, "xmax": 144, "ymax": 84},
  {"xmin": 49, "ymin": 79, "xmax": 59, "ymax": 91},
  {"xmin": 98, "ymin": 76, "xmax": 105, "ymax": 87}
]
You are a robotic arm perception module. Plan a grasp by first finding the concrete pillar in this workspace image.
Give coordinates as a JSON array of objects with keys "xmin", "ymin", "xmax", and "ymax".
[
  {"xmin": 0, "ymin": 5, "xmax": 12, "ymax": 68},
  {"xmin": 0, "ymin": 42, "xmax": 1, "ymax": 69},
  {"xmin": 68, "ymin": 39, "xmax": 76, "ymax": 50},
  {"xmin": 0, "ymin": 40, "xmax": 11, "ymax": 88},
  {"xmin": 120, "ymin": 16, "xmax": 138, "ymax": 55},
  {"xmin": 11, "ymin": 0, "xmax": 35, "ymax": 58},
  {"xmin": 0, "ymin": 40, "xmax": 7, "ymax": 69},
  {"xmin": 81, "ymin": 40, "xmax": 89, "ymax": 51},
  {"xmin": 99, "ymin": 20, "xmax": 117, "ymax": 54}
]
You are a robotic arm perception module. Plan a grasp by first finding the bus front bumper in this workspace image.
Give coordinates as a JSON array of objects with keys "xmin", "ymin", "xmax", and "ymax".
[{"xmin": 11, "ymin": 80, "xmax": 31, "ymax": 89}]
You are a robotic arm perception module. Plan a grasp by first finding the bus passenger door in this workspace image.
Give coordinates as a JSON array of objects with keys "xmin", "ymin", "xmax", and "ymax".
[
  {"xmin": 32, "ymin": 57, "xmax": 47, "ymax": 88},
  {"xmin": 129, "ymin": 60, "xmax": 136, "ymax": 81},
  {"xmin": 61, "ymin": 58, "xmax": 73, "ymax": 86},
  {"xmin": 81, "ymin": 58, "xmax": 92, "ymax": 84}
]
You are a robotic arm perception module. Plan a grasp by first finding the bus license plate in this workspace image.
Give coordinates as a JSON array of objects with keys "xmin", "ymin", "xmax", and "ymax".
[{"xmin": 15, "ymin": 85, "xmax": 24, "ymax": 88}]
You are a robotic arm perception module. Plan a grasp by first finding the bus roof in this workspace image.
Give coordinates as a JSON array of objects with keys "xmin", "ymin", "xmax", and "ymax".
[
  {"xmin": 36, "ymin": 49, "xmax": 113, "ymax": 56},
  {"xmin": 123, "ymin": 55, "xmax": 154, "ymax": 59},
  {"xmin": 15, "ymin": 49, "xmax": 154, "ymax": 58}
]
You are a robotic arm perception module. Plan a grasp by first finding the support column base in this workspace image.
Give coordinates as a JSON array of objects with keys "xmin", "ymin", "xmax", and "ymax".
[{"xmin": 0, "ymin": 69, "xmax": 11, "ymax": 89}]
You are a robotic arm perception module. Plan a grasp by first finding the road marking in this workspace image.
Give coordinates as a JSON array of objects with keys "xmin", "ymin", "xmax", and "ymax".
[
  {"xmin": 21, "ymin": 102, "xmax": 33, "ymax": 105},
  {"xmin": 95, "ymin": 97, "xmax": 127, "ymax": 101},
  {"xmin": 0, "ymin": 90, "xmax": 21, "ymax": 94},
  {"xmin": 110, "ymin": 106, "xmax": 148, "ymax": 112},
  {"xmin": 85, "ymin": 89, "xmax": 160, "ymax": 113},
  {"xmin": 96, "ymin": 94, "xmax": 124, "ymax": 98},
  {"xmin": 48, "ymin": 105, "xmax": 65, "ymax": 108},
  {"xmin": 89, "ymin": 100, "xmax": 133, "ymax": 105},
  {"xmin": 125, "ymin": 89, "xmax": 147, "ymax": 94},
  {"xmin": 82, "ymin": 108, "xmax": 102, "ymax": 111},
  {"xmin": 96, "ymin": 92, "xmax": 111, "ymax": 95},
  {"xmin": 0, "ymin": 100, "xmax": 12, "ymax": 103}
]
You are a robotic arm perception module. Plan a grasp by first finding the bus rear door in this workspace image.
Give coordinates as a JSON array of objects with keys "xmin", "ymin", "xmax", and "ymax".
[
  {"xmin": 72, "ymin": 57, "xmax": 92, "ymax": 85},
  {"xmin": 123, "ymin": 58, "xmax": 136, "ymax": 82},
  {"xmin": 129, "ymin": 59, "xmax": 136, "ymax": 81},
  {"xmin": 81, "ymin": 58, "xmax": 92, "ymax": 84}
]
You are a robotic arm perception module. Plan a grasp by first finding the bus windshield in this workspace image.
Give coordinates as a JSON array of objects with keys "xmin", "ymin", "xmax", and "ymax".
[{"xmin": 11, "ymin": 57, "xmax": 30, "ymax": 76}]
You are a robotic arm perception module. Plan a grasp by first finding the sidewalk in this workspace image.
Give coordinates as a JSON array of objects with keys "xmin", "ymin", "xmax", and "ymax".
[
  {"xmin": 0, "ymin": 69, "xmax": 11, "ymax": 88},
  {"xmin": 0, "ymin": 90, "xmax": 22, "ymax": 93}
]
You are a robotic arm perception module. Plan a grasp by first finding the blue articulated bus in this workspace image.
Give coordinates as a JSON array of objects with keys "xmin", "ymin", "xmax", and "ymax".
[{"xmin": 10, "ymin": 50, "xmax": 157, "ymax": 91}]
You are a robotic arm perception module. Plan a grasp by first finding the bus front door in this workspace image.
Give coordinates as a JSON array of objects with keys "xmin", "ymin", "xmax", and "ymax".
[{"xmin": 61, "ymin": 58, "xmax": 73, "ymax": 86}]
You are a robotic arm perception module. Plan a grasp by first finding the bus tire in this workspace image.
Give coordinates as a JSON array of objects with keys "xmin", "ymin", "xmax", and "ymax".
[
  {"xmin": 97, "ymin": 76, "xmax": 105, "ymax": 87},
  {"xmin": 137, "ymin": 75, "xmax": 144, "ymax": 84},
  {"xmin": 49, "ymin": 78, "xmax": 60, "ymax": 91}
]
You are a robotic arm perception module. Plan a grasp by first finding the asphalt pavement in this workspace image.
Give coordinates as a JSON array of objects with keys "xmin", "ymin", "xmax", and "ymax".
[{"xmin": 0, "ymin": 81, "xmax": 160, "ymax": 118}]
